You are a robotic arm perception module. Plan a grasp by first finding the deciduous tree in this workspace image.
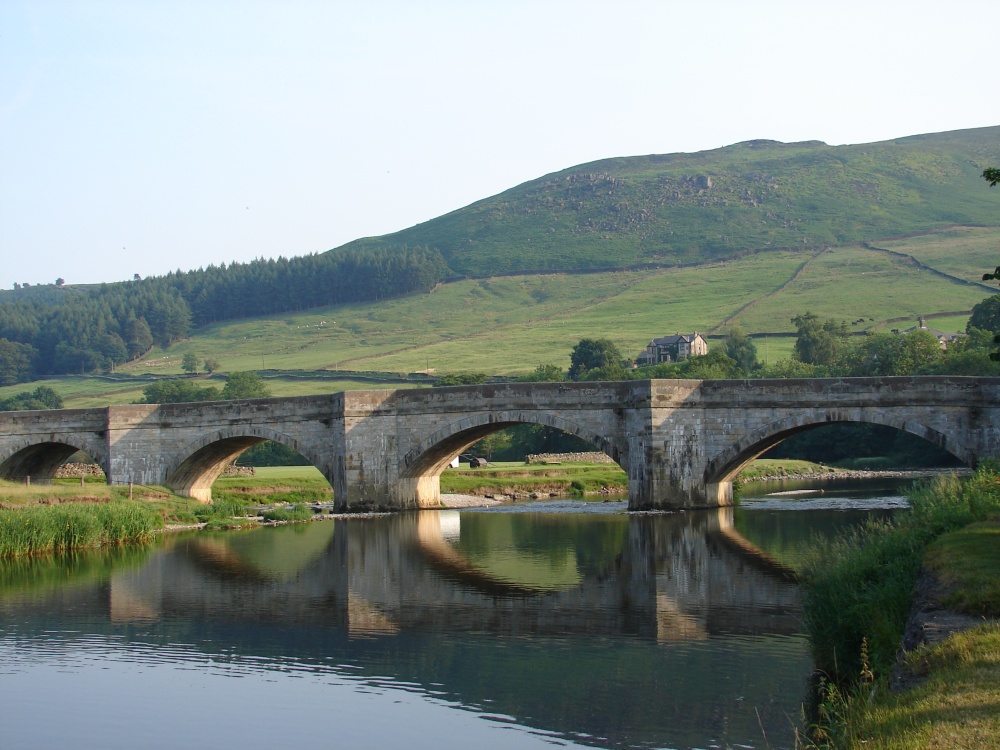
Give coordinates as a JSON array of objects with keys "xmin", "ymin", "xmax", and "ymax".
[
  {"xmin": 792, "ymin": 312, "xmax": 848, "ymax": 366},
  {"xmin": 0, "ymin": 386, "xmax": 62, "ymax": 411},
  {"xmin": 181, "ymin": 352, "xmax": 199, "ymax": 374},
  {"xmin": 434, "ymin": 373, "xmax": 488, "ymax": 387},
  {"xmin": 980, "ymin": 167, "xmax": 1000, "ymax": 360},
  {"xmin": 138, "ymin": 379, "xmax": 220, "ymax": 404},
  {"xmin": 723, "ymin": 325, "xmax": 759, "ymax": 373},
  {"xmin": 568, "ymin": 338, "xmax": 623, "ymax": 381},
  {"xmin": 0, "ymin": 338, "xmax": 37, "ymax": 385},
  {"xmin": 516, "ymin": 364, "xmax": 565, "ymax": 382},
  {"xmin": 221, "ymin": 371, "xmax": 272, "ymax": 400}
]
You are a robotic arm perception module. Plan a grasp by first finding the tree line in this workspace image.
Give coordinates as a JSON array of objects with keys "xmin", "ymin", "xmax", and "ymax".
[{"xmin": 0, "ymin": 245, "xmax": 449, "ymax": 385}]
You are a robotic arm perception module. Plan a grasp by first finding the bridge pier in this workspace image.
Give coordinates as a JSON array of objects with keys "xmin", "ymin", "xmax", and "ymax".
[{"xmin": 628, "ymin": 473, "xmax": 734, "ymax": 511}]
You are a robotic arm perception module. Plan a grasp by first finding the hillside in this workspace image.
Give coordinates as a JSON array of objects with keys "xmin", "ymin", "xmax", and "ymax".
[
  {"xmin": 337, "ymin": 126, "xmax": 1000, "ymax": 275},
  {"xmin": 3, "ymin": 226, "xmax": 996, "ymax": 408},
  {"xmin": 2, "ymin": 126, "xmax": 999, "ymax": 404}
]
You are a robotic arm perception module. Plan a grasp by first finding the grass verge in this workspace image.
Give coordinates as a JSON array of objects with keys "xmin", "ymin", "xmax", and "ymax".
[
  {"xmin": 924, "ymin": 520, "xmax": 1000, "ymax": 617},
  {"xmin": 0, "ymin": 467, "xmax": 332, "ymax": 553},
  {"xmin": 736, "ymin": 458, "xmax": 837, "ymax": 481},
  {"xmin": 261, "ymin": 504, "xmax": 313, "ymax": 522},
  {"xmin": 440, "ymin": 458, "xmax": 837, "ymax": 497}
]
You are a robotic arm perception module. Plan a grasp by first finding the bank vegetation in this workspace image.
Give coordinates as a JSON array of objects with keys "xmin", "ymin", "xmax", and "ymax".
[{"xmin": 799, "ymin": 465, "xmax": 1000, "ymax": 748}]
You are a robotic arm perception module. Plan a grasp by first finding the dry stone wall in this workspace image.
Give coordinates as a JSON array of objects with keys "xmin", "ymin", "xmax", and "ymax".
[
  {"xmin": 526, "ymin": 452, "xmax": 618, "ymax": 464},
  {"xmin": 54, "ymin": 463, "xmax": 255, "ymax": 477}
]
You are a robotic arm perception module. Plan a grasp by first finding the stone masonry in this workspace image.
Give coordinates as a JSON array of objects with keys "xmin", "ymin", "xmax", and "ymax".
[{"xmin": 0, "ymin": 377, "xmax": 997, "ymax": 510}]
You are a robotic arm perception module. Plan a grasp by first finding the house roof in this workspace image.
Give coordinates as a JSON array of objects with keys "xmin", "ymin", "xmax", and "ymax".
[{"xmin": 649, "ymin": 333, "xmax": 704, "ymax": 346}]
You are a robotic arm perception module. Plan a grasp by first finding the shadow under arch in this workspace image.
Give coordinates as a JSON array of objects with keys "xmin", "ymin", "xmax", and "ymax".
[
  {"xmin": 399, "ymin": 411, "xmax": 628, "ymax": 507},
  {"xmin": 704, "ymin": 410, "xmax": 972, "ymax": 494},
  {"xmin": 165, "ymin": 425, "xmax": 331, "ymax": 503},
  {"xmin": 0, "ymin": 433, "xmax": 110, "ymax": 484}
]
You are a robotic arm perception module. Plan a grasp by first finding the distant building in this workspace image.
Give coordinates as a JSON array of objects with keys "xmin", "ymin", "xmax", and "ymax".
[
  {"xmin": 896, "ymin": 317, "xmax": 963, "ymax": 350},
  {"xmin": 636, "ymin": 333, "xmax": 709, "ymax": 366}
]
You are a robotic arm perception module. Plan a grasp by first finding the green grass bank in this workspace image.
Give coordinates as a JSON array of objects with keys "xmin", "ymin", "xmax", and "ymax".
[
  {"xmin": 799, "ymin": 467, "xmax": 1000, "ymax": 748},
  {"xmin": 0, "ymin": 467, "xmax": 336, "ymax": 539}
]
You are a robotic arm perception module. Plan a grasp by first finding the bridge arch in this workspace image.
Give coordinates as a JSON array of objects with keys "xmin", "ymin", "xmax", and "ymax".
[
  {"xmin": 704, "ymin": 409, "xmax": 973, "ymax": 491},
  {"xmin": 165, "ymin": 426, "xmax": 331, "ymax": 503},
  {"xmin": 0, "ymin": 433, "xmax": 110, "ymax": 484},
  {"xmin": 398, "ymin": 410, "xmax": 629, "ymax": 507}
]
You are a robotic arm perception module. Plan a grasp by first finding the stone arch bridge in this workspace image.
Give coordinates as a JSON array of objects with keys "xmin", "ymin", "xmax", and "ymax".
[{"xmin": 0, "ymin": 377, "xmax": 997, "ymax": 510}]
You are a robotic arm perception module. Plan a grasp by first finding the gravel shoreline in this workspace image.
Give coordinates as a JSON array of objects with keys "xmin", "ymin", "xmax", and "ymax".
[
  {"xmin": 743, "ymin": 467, "xmax": 971, "ymax": 482},
  {"xmin": 439, "ymin": 494, "xmax": 504, "ymax": 508}
]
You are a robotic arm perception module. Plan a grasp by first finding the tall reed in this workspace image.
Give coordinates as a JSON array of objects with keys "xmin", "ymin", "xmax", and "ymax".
[{"xmin": 0, "ymin": 501, "xmax": 158, "ymax": 558}]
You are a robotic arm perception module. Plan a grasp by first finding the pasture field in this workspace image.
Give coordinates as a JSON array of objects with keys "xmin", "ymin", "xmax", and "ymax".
[
  {"xmin": 0, "ymin": 376, "xmax": 154, "ymax": 407},
  {"xmin": 212, "ymin": 465, "xmax": 334, "ymax": 506},
  {"xmin": 115, "ymin": 241, "xmax": 987, "ymax": 379}
]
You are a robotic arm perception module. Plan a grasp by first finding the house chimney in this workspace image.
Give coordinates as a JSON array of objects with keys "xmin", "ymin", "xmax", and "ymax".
[{"xmin": 919, "ymin": 316, "xmax": 927, "ymax": 329}]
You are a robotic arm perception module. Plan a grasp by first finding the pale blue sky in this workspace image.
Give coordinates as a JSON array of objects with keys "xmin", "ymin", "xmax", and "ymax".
[{"xmin": 2, "ymin": 0, "xmax": 999, "ymax": 287}]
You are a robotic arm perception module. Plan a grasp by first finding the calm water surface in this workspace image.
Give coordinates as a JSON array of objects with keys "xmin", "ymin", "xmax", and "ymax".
[{"xmin": 0, "ymin": 479, "xmax": 909, "ymax": 749}]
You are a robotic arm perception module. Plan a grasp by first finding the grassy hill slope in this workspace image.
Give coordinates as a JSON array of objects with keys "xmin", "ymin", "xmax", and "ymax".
[
  {"xmin": 336, "ymin": 127, "xmax": 1000, "ymax": 275},
  {"xmin": 3, "ymin": 226, "xmax": 994, "ymax": 408}
]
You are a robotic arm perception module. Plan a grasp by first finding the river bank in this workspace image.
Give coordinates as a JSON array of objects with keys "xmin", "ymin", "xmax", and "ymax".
[{"xmin": 799, "ymin": 468, "xmax": 1000, "ymax": 748}]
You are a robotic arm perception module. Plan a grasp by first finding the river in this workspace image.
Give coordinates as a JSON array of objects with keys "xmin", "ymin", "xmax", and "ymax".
[{"xmin": 0, "ymin": 478, "xmax": 912, "ymax": 749}]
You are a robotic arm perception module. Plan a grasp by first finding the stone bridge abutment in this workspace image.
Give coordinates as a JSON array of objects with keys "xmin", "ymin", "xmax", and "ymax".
[{"xmin": 0, "ymin": 377, "xmax": 996, "ymax": 510}]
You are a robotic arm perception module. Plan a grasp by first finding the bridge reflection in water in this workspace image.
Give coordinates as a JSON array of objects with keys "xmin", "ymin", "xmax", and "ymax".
[
  {"xmin": 2, "ymin": 509, "xmax": 811, "ymax": 749},
  {"xmin": 105, "ymin": 508, "xmax": 800, "ymax": 640}
]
